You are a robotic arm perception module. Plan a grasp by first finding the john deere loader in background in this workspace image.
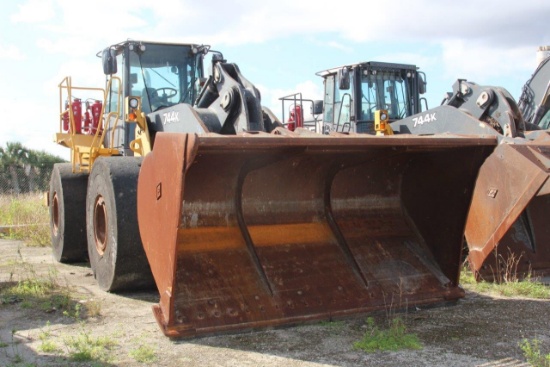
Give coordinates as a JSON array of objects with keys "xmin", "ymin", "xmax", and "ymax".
[
  {"xmin": 298, "ymin": 55, "xmax": 550, "ymax": 282},
  {"xmin": 279, "ymin": 61, "xmax": 428, "ymax": 134},
  {"xmin": 50, "ymin": 40, "xmax": 496, "ymax": 338}
]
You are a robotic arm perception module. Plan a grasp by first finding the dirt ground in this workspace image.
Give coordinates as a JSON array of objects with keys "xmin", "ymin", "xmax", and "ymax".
[{"xmin": 1, "ymin": 238, "xmax": 549, "ymax": 367}]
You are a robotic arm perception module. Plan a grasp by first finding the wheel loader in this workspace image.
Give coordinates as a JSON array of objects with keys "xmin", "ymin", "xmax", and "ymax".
[
  {"xmin": 298, "ymin": 58, "xmax": 550, "ymax": 282},
  {"xmin": 49, "ymin": 40, "xmax": 496, "ymax": 338}
]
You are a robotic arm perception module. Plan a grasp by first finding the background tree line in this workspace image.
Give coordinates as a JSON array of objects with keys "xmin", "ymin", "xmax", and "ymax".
[{"xmin": 0, "ymin": 142, "xmax": 66, "ymax": 194}]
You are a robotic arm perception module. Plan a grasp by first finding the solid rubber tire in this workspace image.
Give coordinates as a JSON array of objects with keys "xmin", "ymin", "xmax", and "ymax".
[
  {"xmin": 86, "ymin": 156, "xmax": 154, "ymax": 292},
  {"xmin": 49, "ymin": 163, "xmax": 89, "ymax": 263}
]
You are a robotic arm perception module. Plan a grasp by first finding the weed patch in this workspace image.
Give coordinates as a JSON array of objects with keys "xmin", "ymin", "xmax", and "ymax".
[
  {"xmin": 63, "ymin": 329, "xmax": 117, "ymax": 362},
  {"xmin": 81, "ymin": 299, "xmax": 102, "ymax": 318},
  {"xmin": 353, "ymin": 317, "xmax": 422, "ymax": 353},
  {"xmin": 0, "ymin": 261, "xmax": 75, "ymax": 315},
  {"xmin": 0, "ymin": 253, "xmax": 101, "ymax": 321},
  {"xmin": 38, "ymin": 323, "xmax": 62, "ymax": 354},
  {"xmin": 129, "ymin": 344, "xmax": 158, "ymax": 363},
  {"xmin": 520, "ymin": 338, "xmax": 550, "ymax": 367}
]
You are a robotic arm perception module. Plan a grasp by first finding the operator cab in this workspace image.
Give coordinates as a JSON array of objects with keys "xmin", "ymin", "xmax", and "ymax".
[
  {"xmin": 100, "ymin": 40, "xmax": 207, "ymax": 154},
  {"xmin": 318, "ymin": 61, "xmax": 427, "ymax": 134}
]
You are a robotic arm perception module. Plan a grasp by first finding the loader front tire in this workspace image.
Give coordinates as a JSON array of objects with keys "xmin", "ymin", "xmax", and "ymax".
[
  {"xmin": 86, "ymin": 157, "xmax": 154, "ymax": 292},
  {"xmin": 49, "ymin": 163, "xmax": 88, "ymax": 263}
]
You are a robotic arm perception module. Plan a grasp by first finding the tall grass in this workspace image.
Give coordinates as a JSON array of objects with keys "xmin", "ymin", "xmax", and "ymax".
[
  {"xmin": 0, "ymin": 193, "xmax": 50, "ymax": 246},
  {"xmin": 461, "ymin": 265, "xmax": 550, "ymax": 299}
]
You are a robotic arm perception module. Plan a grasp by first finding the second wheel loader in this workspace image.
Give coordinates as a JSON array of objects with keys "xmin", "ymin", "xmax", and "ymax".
[
  {"xmin": 50, "ymin": 40, "xmax": 496, "ymax": 338},
  {"xmin": 301, "ymin": 58, "xmax": 550, "ymax": 282}
]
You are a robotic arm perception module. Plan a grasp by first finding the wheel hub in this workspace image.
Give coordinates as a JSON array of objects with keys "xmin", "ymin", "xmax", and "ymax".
[
  {"xmin": 52, "ymin": 192, "xmax": 59, "ymax": 236},
  {"xmin": 94, "ymin": 196, "xmax": 107, "ymax": 256}
]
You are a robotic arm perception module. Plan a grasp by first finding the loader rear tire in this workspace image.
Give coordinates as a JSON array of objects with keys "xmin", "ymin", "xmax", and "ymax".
[
  {"xmin": 86, "ymin": 157, "xmax": 154, "ymax": 292},
  {"xmin": 49, "ymin": 163, "xmax": 89, "ymax": 263}
]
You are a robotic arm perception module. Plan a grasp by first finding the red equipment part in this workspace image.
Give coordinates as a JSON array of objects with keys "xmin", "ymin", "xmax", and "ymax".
[
  {"xmin": 82, "ymin": 100, "xmax": 102, "ymax": 135},
  {"xmin": 90, "ymin": 100, "xmax": 103, "ymax": 134},
  {"xmin": 69, "ymin": 98, "xmax": 82, "ymax": 134},
  {"xmin": 287, "ymin": 105, "xmax": 303, "ymax": 131},
  {"xmin": 62, "ymin": 100, "xmax": 70, "ymax": 132},
  {"xmin": 83, "ymin": 101, "xmax": 92, "ymax": 134}
]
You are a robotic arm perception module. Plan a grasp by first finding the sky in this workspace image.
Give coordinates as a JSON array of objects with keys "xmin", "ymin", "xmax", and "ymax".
[{"xmin": 1, "ymin": 0, "xmax": 549, "ymax": 159}]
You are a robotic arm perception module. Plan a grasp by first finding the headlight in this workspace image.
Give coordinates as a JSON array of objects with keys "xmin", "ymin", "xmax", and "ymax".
[
  {"xmin": 380, "ymin": 112, "xmax": 388, "ymax": 121},
  {"xmin": 129, "ymin": 97, "xmax": 139, "ymax": 109}
]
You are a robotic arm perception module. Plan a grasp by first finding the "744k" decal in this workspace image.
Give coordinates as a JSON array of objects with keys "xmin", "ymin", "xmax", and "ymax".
[{"xmin": 413, "ymin": 113, "xmax": 437, "ymax": 127}]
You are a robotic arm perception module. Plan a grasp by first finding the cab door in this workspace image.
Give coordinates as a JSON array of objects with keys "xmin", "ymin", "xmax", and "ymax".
[{"xmin": 323, "ymin": 70, "xmax": 354, "ymax": 133}]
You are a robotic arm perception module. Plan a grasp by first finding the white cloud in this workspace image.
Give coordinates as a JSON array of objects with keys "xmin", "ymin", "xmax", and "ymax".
[
  {"xmin": 36, "ymin": 37, "xmax": 99, "ymax": 58},
  {"xmin": 0, "ymin": 97, "xmax": 69, "ymax": 159},
  {"xmin": 14, "ymin": 0, "xmax": 549, "ymax": 50},
  {"xmin": 42, "ymin": 58, "xmax": 106, "ymax": 97},
  {"xmin": 11, "ymin": 0, "xmax": 55, "ymax": 23},
  {"xmin": 325, "ymin": 41, "xmax": 353, "ymax": 53},
  {"xmin": 23, "ymin": 136, "xmax": 70, "ymax": 161},
  {"xmin": 441, "ymin": 39, "xmax": 537, "ymax": 83},
  {"xmin": 153, "ymin": 0, "xmax": 549, "ymax": 48},
  {"xmin": 33, "ymin": 1, "xmax": 156, "ymax": 58},
  {"xmin": 0, "ymin": 43, "xmax": 25, "ymax": 60}
]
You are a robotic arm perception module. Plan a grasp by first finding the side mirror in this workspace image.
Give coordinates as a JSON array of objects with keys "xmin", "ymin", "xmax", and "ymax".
[
  {"xmin": 312, "ymin": 100, "xmax": 323, "ymax": 115},
  {"xmin": 418, "ymin": 72, "xmax": 427, "ymax": 95},
  {"xmin": 102, "ymin": 48, "xmax": 117, "ymax": 75},
  {"xmin": 338, "ymin": 68, "xmax": 350, "ymax": 90}
]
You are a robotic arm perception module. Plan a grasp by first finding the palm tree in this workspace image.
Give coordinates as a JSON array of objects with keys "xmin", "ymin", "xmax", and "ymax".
[
  {"xmin": 24, "ymin": 149, "xmax": 39, "ymax": 192},
  {"xmin": 0, "ymin": 142, "xmax": 66, "ymax": 194},
  {"xmin": 0, "ymin": 147, "xmax": 7, "ymax": 194},
  {"xmin": 0, "ymin": 142, "xmax": 29, "ymax": 194},
  {"xmin": 33, "ymin": 150, "xmax": 65, "ymax": 191}
]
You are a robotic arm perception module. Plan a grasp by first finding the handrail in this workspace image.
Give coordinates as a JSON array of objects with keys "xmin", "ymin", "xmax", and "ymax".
[
  {"xmin": 279, "ymin": 93, "xmax": 322, "ymax": 133},
  {"xmin": 335, "ymin": 92, "xmax": 352, "ymax": 133},
  {"xmin": 90, "ymin": 76, "xmax": 122, "ymax": 152},
  {"xmin": 57, "ymin": 75, "xmax": 122, "ymax": 173}
]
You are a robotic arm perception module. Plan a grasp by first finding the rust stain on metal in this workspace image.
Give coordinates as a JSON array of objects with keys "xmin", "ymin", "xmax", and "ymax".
[
  {"xmin": 466, "ymin": 139, "xmax": 550, "ymax": 279},
  {"xmin": 138, "ymin": 132, "xmax": 495, "ymax": 338}
]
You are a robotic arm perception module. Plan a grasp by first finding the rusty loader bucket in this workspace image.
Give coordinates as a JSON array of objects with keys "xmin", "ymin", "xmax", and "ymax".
[
  {"xmin": 137, "ymin": 132, "xmax": 496, "ymax": 338},
  {"xmin": 466, "ymin": 133, "xmax": 550, "ymax": 280}
]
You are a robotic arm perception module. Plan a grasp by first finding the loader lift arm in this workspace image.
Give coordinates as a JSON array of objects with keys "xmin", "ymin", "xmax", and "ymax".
[{"xmin": 144, "ymin": 56, "xmax": 281, "ymax": 138}]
